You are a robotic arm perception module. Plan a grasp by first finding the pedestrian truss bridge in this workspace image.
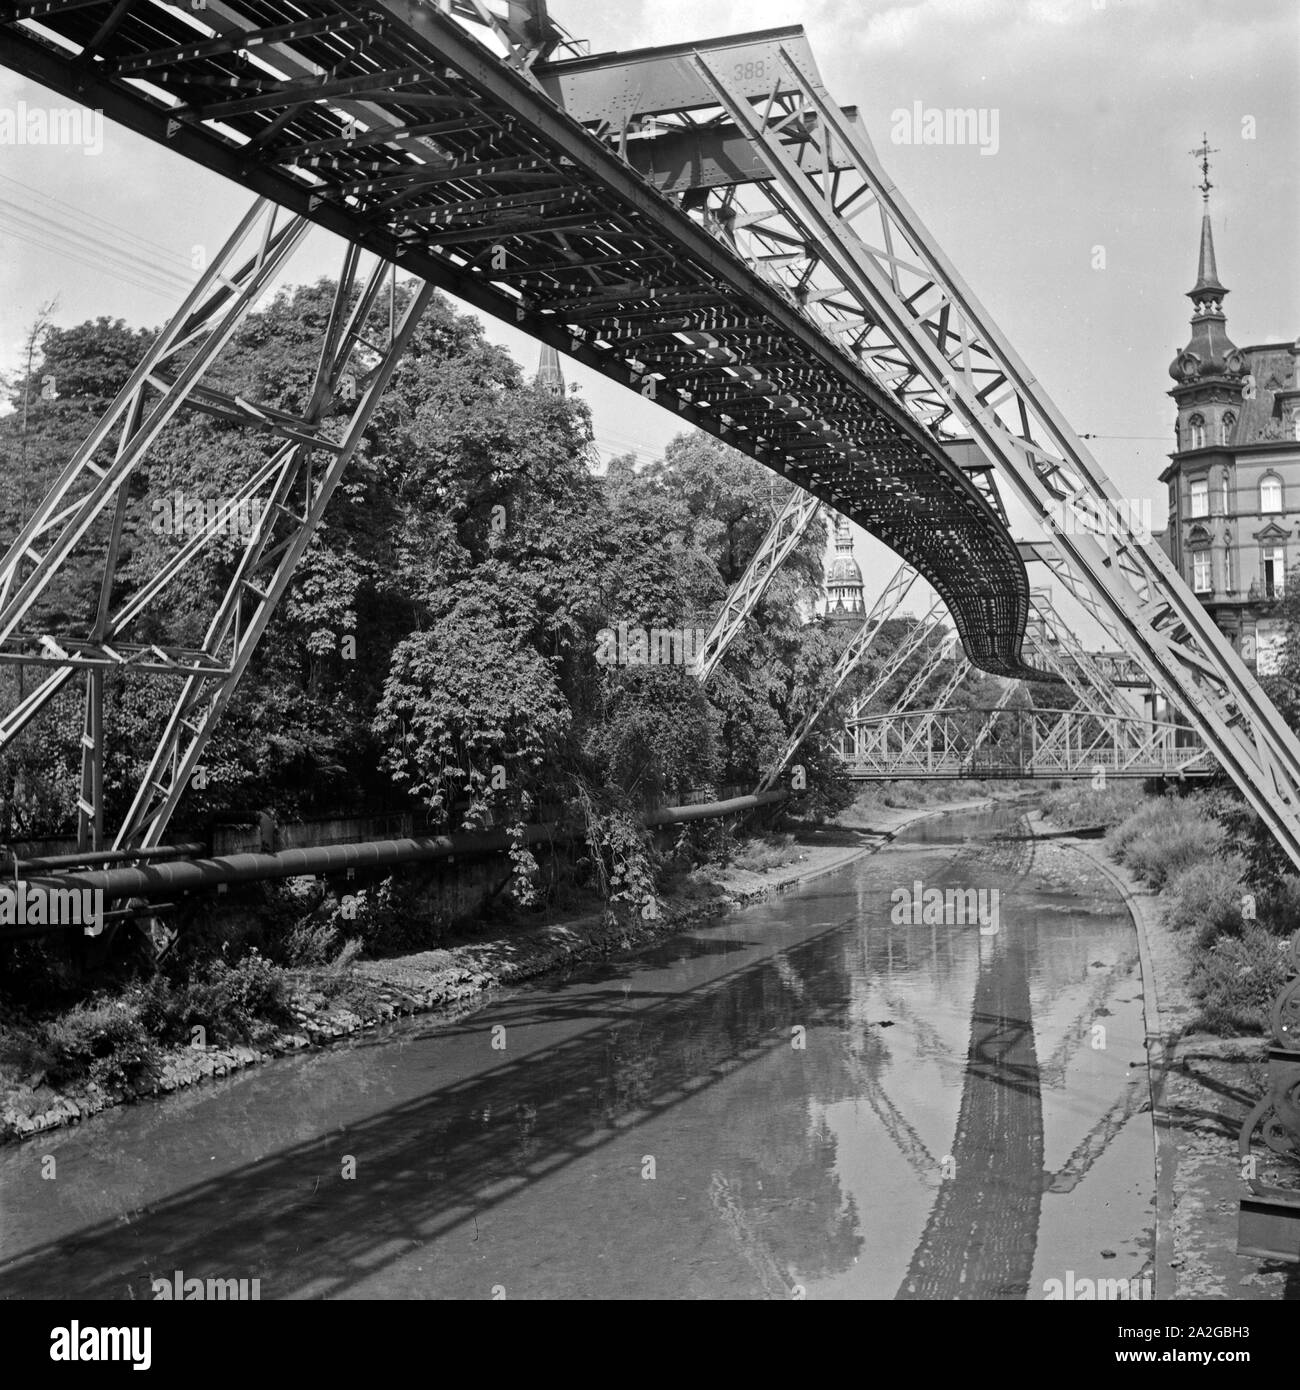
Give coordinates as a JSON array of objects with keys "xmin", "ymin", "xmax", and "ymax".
[{"xmin": 840, "ymin": 707, "xmax": 1211, "ymax": 781}]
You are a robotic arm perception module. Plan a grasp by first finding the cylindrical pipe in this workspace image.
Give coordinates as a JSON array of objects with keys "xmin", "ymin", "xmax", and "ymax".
[
  {"xmin": 12, "ymin": 843, "xmax": 207, "ymax": 873},
  {"xmin": 14, "ymin": 792, "xmax": 787, "ymax": 923}
]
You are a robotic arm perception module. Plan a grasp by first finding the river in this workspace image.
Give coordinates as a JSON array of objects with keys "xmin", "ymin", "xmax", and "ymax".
[{"xmin": 0, "ymin": 803, "xmax": 1155, "ymax": 1300}]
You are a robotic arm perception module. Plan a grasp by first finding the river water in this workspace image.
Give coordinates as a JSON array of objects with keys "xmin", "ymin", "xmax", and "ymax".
[{"xmin": 0, "ymin": 803, "xmax": 1154, "ymax": 1300}]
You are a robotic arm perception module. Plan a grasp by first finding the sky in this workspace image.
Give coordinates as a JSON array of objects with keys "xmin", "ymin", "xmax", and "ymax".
[{"xmin": 1, "ymin": 0, "xmax": 1297, "ymax": 636}]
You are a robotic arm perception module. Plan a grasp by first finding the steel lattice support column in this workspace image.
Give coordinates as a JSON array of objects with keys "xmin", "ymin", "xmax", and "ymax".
[
  {"xmin": 693, "ymin": 487, "xmax": 820, "ymax": 683},
  {"xmin": 696, "ymin": 48, "xmax": 1300, "ymax": 876},
  {"xmin": 0, "ymin": 198, "xmax": 434, "ymax": 867},
  {"xmin": 755, "ymin": 561, "xmax": 919, "ymax": 792},
  {"xmin": 116, "ymin": 269, "xmax": 435, "ymax": 852}
]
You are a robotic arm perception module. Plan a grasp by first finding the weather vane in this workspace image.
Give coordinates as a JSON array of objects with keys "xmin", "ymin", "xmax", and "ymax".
[{"xmin": 1190, "ymin": 132, "xmax": 1219, "ymax": 204}]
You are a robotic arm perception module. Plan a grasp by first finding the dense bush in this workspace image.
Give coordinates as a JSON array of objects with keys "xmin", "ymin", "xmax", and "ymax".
[
  {"xmin": 1161, "ymin": 853, "xmax": 1248, "ymax": 950},
  {"xmin": 1105, "ymin": 795, "xmax": 1226, "ymax": 888},
  {"xmin": 1190, "ymin": 924, "xmax": 1292, "ymax": 1035},
  {"xmin": 142, "ymin": 950, "xmax": 292, "ymax": 1047},
  {"xmin": 1041, "ymin": 782, "xmax": 1144, "ymax": 830},
  {"xmin": 39, "ymin": 998, "xmax": 155, "ymax": 1091}
]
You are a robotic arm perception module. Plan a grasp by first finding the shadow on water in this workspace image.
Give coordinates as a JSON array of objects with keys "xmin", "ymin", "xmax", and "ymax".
[{"xmin": 0, "ymin": 921, "xmax": 866, "ymax": 1300}]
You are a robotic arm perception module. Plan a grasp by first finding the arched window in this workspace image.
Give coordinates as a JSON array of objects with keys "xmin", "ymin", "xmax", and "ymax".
[
  {"xmin": 1261, "ymin": 475, "xmax": 1283, "ymax": 513},
  {"xmin": 1220, "ymin": 412, "xmax": 1236, "ymax": 446},
  {"xmin": 1188, "ymin": 414, "xmax": 1206, "ymax": 449}
]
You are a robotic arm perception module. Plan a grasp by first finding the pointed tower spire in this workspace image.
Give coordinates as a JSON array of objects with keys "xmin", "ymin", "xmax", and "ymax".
[
  {"xmin": 536, "ymin": 343, "xmax": 565, "ymax": 397},
  {"xmin": 1169, "ymin": 135, "xmax": 1244, "ymax": 387},
  {"xmin": 1187, "ymin": 133, "xmax": 1227, "ymax": 308},
  {"xmin": 1190, "ymin": 208, "xmax": 1227, "ymax": 302}
]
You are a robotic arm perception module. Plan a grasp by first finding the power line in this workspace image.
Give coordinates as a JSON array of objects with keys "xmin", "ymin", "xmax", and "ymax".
[
  {"xmin": 0, "ymin": 214, "xmax": 185, "ymax": 304},
  {"xmin": 0, "ymin": 203, "xmax": 194, "ymax": 293},
  {"xmin": 0, "ymin": 172, "xmax": 196, "ymax": 274}
]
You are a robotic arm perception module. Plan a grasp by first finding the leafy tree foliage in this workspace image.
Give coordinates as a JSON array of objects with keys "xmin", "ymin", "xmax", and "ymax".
[{"xmin": 0, "ymin": 282, "xmax": 865, "ymax": 910}]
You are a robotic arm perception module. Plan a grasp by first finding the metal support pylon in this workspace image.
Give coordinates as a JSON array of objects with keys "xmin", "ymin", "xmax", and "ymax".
[
  {"xmin": 844, "ymin": 600, "xmax": 950, "ymax": 730},
  {"xmin": 887, "ymin": 655, "xmax": 972, "ymax": 763},
  {"xmin": 966, "ymin": 682, "xmax": 1017, "ymax": 767},
  {"xmin": 697, "ymin": 49, "xmax": 1300, "ymax": 876},
  {"xmin": 693, "ymin": 487, "xmax": 819, "ymax": 683},
  {"xmin": 0, "ymin": 198, "xmax": 434, "ymax": 857},
  {"xmin": 755, "ymin": 561, "xmax": 918, "ymax": 792}
]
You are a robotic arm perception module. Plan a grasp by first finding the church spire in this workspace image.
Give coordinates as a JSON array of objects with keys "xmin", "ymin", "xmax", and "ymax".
[{"xmin": 536, "ymin": 343, "xmax": 565, "ymax": 397}]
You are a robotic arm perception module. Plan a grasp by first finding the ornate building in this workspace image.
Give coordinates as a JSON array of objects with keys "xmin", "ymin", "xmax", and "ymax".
[
  {"xmin": 824, "ymin": 513, "xmax": 865, "ymax": 625},
  {"xmin": 1160, "ymin": 142, "xmax": 1300, "ymax": 675}
]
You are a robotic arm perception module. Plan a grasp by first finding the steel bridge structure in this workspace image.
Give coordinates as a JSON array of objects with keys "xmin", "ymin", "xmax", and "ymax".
[
  {"xmin": 0, "ymin": 0, "xmax": 1296, "ymax": 1252},
  {"xmin": 841, "ymin": 706, "xmax": 1212, "ymax": 782}
]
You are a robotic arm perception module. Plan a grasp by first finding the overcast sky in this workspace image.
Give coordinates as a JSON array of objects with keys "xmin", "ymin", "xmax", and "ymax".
[{"xmin": 1, "ymin": 0, "xmax": 1296, "ymax": 632}]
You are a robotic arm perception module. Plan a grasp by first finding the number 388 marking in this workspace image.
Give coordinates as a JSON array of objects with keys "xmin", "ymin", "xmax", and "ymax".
[{"xmin": 734, "ymin": 59, "xmax": 768, "ymax": 82}]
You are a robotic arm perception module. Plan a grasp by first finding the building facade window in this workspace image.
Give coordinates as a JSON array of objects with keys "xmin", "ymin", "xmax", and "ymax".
[
  {"xmin": 1261, "ymin": 475, "xmax": 1283, "ymax": 513},
  {"xmin": 1188, "ymin": 414, "xmax": 1206, "ymax": 449},
  {"xmin": 1220, "ymin": 412, "xmax": 1235, "ymax": 446},
  {"xmin": 1225, "ymin": 545, "xmax": 1234, "ymax": 592},
  {"xmin": 1263, "ymin": 545, "xmax": 1286, "ymax": 598},
  {"xmin": 1220, "ymin": 470, "xmax": 1230, "ymax": 515},
  {"xmin": 1192, "ymin": 552, "xmax": 1212, "ymax": 593},
  {"xmin": 1190, "ymin": 478, "xmax": 1208, "ymax": 518}
]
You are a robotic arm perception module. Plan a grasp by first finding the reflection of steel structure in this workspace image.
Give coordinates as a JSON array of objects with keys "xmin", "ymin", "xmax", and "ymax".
[{"xmin": 842, "ymin": 707, "xmax": 1211, "ymax": 781}]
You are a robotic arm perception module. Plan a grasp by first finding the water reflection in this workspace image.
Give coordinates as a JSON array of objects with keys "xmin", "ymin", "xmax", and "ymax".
[{"xmin": 0, "ymin": 805, "xmax": 1151, "ymax": 1300}]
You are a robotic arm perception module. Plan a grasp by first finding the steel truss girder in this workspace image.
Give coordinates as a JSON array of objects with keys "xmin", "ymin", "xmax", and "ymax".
[
  {"xmin": 755, "ymin": 562, "xmax": 919, "ymax": 793},
  {"xmin": 1025, "ymin": 590, "xmax": 1130, "ymax": 720},
  {"xmin": 698, "ymin": 46, "xmax": 1300, "ymax": 875},
  {"xmin": 844, "ymin": 602, "xmax": 950, "ymax": 731},
  {"xmin": 0, "ymin": 196, "xmax": 432, "ymax": 855},
  {"xmin": 843, "ymin": 708, "xmax": 1209, "ymax": 781},
  {"xmin": 0, "ymin": 3, "xmax": 1035, "ymax": 676},
  {"xmin": 114, "ymin": 267, "xmax": 434, "ymax": 853},
  {"xmin": 693, "ymin": 487, "xmax": 819, "ymax": 683},
  {"xmin": 0, "ymin": 201, "xmax": 309, "ymax": 639}
]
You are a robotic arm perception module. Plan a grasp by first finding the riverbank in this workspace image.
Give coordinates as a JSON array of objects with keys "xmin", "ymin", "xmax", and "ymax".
[
  {"xmin": 1, "ymin": 794, "xmax": 996, "ymax": 1145},
  {"xmin": 1031, "ymin": 807, "xmax": 1297, "ymax": 1301}
]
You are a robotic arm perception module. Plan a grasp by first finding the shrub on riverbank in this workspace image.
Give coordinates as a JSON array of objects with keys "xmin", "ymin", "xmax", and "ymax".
[
  {"xmin": 1041, "ymin": 782, "xmax": 1144, "ymax": 830},
  {"xmin": 1161, "ymin": 854, "xmax": 1248, "ymax": 949},
  {"xmin": 1105, "ymin": 795, "xmax": 1226, "ymax": 889},
  {"xmin": 1103, "ymin": 790, "xmax": 1295, "ymax": 1035},
  {"xmin": 848, "ymin": 780, "xmax": 1007, "ymax": 815},
  {"xmin": 729, "ymin": 832, "xmax": 800, "ymax": 874},
  {"xmin": 1189, "ymin": 924, "xmax": 1292, "ymax": 1036},
  {"xmin": 0, "ymin": 949, "xmax": 295, "ymax": 1102}
]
